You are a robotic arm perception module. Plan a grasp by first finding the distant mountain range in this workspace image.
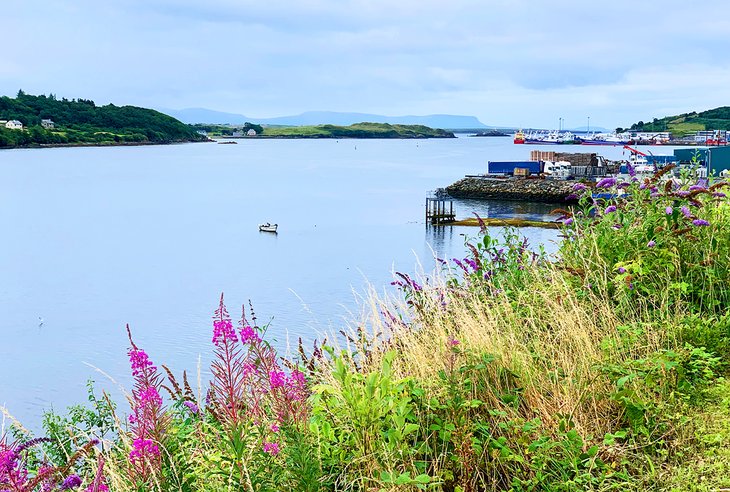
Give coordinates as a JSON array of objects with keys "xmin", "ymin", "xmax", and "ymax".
[{"xmin": 159, "ymin": 108, "xmax": 489, "ymax": 129}]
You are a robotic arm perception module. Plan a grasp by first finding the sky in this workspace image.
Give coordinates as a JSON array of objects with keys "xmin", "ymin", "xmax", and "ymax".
[{"xmin": 4, "ymin": 0, "xmax": 730, "ymax": 129}]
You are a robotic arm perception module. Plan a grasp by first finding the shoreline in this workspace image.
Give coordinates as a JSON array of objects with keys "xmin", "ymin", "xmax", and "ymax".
[{"xmin": 0, "ymin": 139, "xmax": 212, "ymax": 151}]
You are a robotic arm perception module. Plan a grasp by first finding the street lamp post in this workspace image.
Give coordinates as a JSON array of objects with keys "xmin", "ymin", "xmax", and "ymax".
[{"xmin": 587, "ymin": 116, "xmax": 590, "ymax": 133}]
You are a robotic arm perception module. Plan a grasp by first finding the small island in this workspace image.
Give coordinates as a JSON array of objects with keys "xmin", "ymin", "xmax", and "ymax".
[
  {"xmin": 192, "ymin": 122, "xmax": 455, "ymax": 139},
  {"xmin": 0, "ymin": 91, "xmax": 208, "ymax": 149}
]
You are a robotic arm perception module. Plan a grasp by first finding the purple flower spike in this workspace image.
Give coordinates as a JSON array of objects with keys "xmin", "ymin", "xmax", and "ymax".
[
  {"xmin": 565, "ymin": 193, "xmax": 579, "ymax": 201},
  {"xmin": 572, "ymin": 183, "xmax": 587, "ymax": 191},
  {"xmin": 665, "ymin": 206, "xmax": 673, "ymax": 215},
  {"xmin": 692, "ymin": 219, "xmax": 710, "ymax": 226},
  {"xmin": 681, "ymin": 206, "xmax": 692, "ymax": 218},
  {"xmin": 183, "ymin": 401, "xmax": 199, "ymax": 414},
  {"xmin": 618, "ymin": 267, "xmax": 626, "ymax": 274},
  {"xmin": 596, "ymin": 177, "xmax": 617, "ymax": 189},
  {"xmin": 564, "ymin": 218, "xmax": 574, "ymax": 226},
  {"xmin": 676, "ymin": 190, "xmax": 690, "ymax": 197},
  {"xmin": 604, "ymin": 205, "xmax": 617, "ymax": 214},
  {"xmin": 689, "ymin": 184, "xmax": 705, "ymax": 191},
  {"xmin": 647, "ymin": 240, "xmax": 656, "ymax": 248},
  {"xmin": 61, "ymin": 474, "xmax": 82, "ymax": 490},
  {"xmin": 713, "ymin": 192, "xmax": 726, "ymax": 198}
]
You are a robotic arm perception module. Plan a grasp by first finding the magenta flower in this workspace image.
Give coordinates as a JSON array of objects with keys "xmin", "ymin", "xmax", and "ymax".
[
  {"xmin": 262, "ymin": 441, "xmax": 280, "ymax": 456},
  {"xmin": 129, "ymin": 438, "xmax": 160, "ymax": 465},
  {"xmin": 212, "ymin": 319, "xmax": 237, "ymax": 345},
  {"xmin": 270, "ymin": 423, "xmax": 280, "ymax": 433},
  {"xmin": 692, "ymin": 219, "xmax": 710, "ymax": 226},
  {"xmin": 604, "ymin": 205, "xmax": 617, "ymax": 214},
  {"xmin": 665, "ymin": 206, "xmax": 673, "ymax": 215},
  {"xmin": 239, "ymin": 324, "xmax": 260, "ymax": 344},
  {"xmin": 647, "ymin": 240, "xmax": 656, "ymax": 248},
  {"xmin": 129, "ymin": 348, "xmax": 155, "ymax": 378},
  {"xmin": 269, "ymin": 370, "xmax": 286, "ymax": 388}
]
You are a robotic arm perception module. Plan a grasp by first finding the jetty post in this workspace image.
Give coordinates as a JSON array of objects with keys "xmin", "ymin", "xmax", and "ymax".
[{"xmin": 425, "ymin": 196, "xmax": 456, "ymax": 225}]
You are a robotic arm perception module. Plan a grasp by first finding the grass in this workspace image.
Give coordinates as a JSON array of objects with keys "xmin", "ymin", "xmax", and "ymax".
[{"xmin": 2, "ymin": 170, "xmax": 729, "ymax": 491}]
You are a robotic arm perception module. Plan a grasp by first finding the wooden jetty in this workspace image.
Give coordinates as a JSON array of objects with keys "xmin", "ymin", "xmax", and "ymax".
[{"xmin": 425, "ymin": 197, "xmax": 456, "ymax": 224}]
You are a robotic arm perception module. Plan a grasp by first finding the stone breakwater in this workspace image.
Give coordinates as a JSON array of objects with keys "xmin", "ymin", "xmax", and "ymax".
[{"xmin": 446, "ymin": 177, "xmax": 578, "ymax": 203}]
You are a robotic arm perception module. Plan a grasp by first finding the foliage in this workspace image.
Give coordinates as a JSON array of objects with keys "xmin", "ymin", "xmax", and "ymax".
[
  {"xmin": 629, "ymin": 105, "xmax": 730, "ymax": 133},
  {"xmin": 192, "ymin": 122, "xmax": 455, "ymax": 139},
  {"xmin": 0, "ymin": 91, "xmax": 206, "ymax": 148}
]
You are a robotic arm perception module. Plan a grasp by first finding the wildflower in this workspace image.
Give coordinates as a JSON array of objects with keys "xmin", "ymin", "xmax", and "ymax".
[
  {"xmin": 596, "ymin": 177, "xmax": 617, "ymax": 189},
  {"xmin": 138, "ymin": 386, "xmax": 163, "ymax": 408},
  {"xmin": 270, "ymin": 423, "xmax": 280, "ymax": 433},
  {"xmin": 269, "ymin": 370, "xmax": 286, "ymax": 389},
  {"xmin": 564, "ymin": 218, "xmax": 574, "ymax": 226},
  {"xmin": 618, "ymin": 267, "xmax": 626, "ymax": 274},
  {"xmin": 212, "ymin": 319, "xmax": 237, "ymax": 345},
  {"xmin": 689, "ymin": 184, "xmax": 705, "ymax": 191},
  {"xmin": 129, "ymin": 438, "xmax": 160, "ymax": 465},
  {"xmin": 464, "ymin": 258, "xmax": 478, "ymax": 271},
  {"xmin": 262, "ymin": 441, "xmax": 280, "ymax": 456},
  {"xmin": 449, "ymin": 337, "xmax": 460, "ymax": 347},
  {"xmin": 129, "ymin": 348, "xmax": 155, "ymax": 378},
  {"xmin": 665, "ymin": 206, "xmax": 673, "ymax": 215},
  {"xmin": 612, "ymin": 224, "xmax": 622, "ymax": 230},
  {"xmin": 572, "ymin": 183, "xmax": 587, "ymax": 191},
  {"xmin": 565, "ymin": 193, "xmax": 579, "ymax": 201},
  {"xmin": 692, "ymin": 219, "xmax": 710, "ymax": 226},
  {"xmin": 183, "ymin": 401, "xmax": 199, "ymax": 415},
  {"xmin": 617, "ymin": 182, "xmax": 631, "ymax": 189},
  {"xmin": 627, "ymin": 162, "xmax": 636, "ymax": 177},
  {"xmin": 604, "ymin": 205, "xmax": 617, "ymax": 214},
  {"xmin": 676, "ymin": 190, "xmax": 690, "ymax": 197},
  {"xmin": 60, "ymin": 474, "xmax": 82, "ymax": 490},
  {"xmin": 650, "ymin": 192, "xmax": 660, "ymax": 198},
  {"xmin": 239, "ymin": 324, "xmax": 260, "ymax": 345},
  {"xmin": 713, "ymin": 192, "xmax": 726, "ymax": 198},
  {"xmin": 647, "ymin": 240, "xmax": 656, "ymax": 248},
  {"xmin": 681, "ymin": 206, "xmax": 692, "ymax": 218}
]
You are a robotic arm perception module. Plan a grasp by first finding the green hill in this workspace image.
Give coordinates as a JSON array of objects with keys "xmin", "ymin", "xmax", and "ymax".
[
  {"xmin": 194, "ymin": 121, "xmax": 455, "ymax": 139},
  {"xmin": 628, "ymin": 106, "xmax": 730, "ymax": 134},
  {"xmin": 0, "ymin": 91, "xmax": 207, "ymax": 148}
]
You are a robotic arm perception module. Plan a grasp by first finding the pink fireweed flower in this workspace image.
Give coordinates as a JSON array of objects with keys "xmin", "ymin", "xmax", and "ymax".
[
  {"xmin": 129, "ymin": 438, "xmax": 160, "ymax": 464},
  {"xmin": 239, "ymin": 324, "xmax": 260, "ymax": 345},
  {"xmin": 138, "ymin": 386, "xmax": 163, "ymax": 408},
  {"xmin": 129, "ymin": 348, "xmax": 155, "ymax": 378},
  {"xmin": 269, "ymin": 370, "xmax": 286, "ymax": 388},
  {"xmin": 270, "ymin": 423, "xmax": 280, "ymax": 433},
  {"xmin": 212, "ymin": 318, "xmax": 237, "ymax": 345},
  {"xmin": 262, "ymin": 441, "xmax": 280, "ymax": 456}
]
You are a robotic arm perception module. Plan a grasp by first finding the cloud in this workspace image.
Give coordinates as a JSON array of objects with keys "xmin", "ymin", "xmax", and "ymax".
[{"xmin": 3, "ymin": 0, "xmax": 730, "ymax": 127}]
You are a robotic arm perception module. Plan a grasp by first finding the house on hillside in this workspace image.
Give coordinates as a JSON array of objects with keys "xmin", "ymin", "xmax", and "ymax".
[
  {"xmin": 246, "ymin": 129, "xmax": 257, "ymax": 136},
  {"xmin": 5, "ymin": 120, "xmax": 23, "ymax": 130},
  {"xmin": 41, "ymin": 119, "xmax": 55, "ymax": 129}
]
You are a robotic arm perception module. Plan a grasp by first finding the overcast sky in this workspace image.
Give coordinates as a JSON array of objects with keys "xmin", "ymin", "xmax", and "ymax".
[{"xmin": 4, "ymin": 0, "xmax": 730, "ymax": 128}]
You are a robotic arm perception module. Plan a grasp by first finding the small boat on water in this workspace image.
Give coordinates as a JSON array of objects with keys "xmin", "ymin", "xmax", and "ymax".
[{"xmin": 259, "ymin": 222, "xmax": 278, "ymax": 233}]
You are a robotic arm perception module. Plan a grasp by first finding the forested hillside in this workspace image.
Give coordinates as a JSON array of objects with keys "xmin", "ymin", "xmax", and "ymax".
[
  {"xmin": 629, "ymin": 106, "xmax": 730, "ymax": 133},
  {"xmin": 0, "ymin": 91, "xmax": 207, "ymax": 147}
]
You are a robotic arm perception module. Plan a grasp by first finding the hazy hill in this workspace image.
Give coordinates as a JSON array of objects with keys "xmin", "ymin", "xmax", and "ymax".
[
  {"xmin": 161, "ymin": 108, "xmax": 488, "ymax": 129},
  {"xmin": 627, "ymin": 106, "xmax": 730, "ymax": 133}
]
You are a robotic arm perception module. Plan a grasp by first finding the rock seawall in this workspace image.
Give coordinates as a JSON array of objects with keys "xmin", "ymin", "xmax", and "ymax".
[{"xmin": 446, "ymin": 177, "xmax": 577, "ymax": 203}]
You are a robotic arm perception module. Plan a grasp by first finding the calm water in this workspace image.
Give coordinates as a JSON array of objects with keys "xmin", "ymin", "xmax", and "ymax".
[{"xmin": 0, "ymin": 136, "xmax": 674, "ymax": 428}]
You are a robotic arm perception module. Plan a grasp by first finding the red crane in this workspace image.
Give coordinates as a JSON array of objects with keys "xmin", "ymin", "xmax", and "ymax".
[{"xmin": 623, "ymin": 145, "xmax": 648, "ymax": 157}]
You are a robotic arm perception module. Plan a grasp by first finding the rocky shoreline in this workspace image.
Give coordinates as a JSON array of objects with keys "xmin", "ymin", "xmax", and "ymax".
[{"xmin": 446, "ymin": 177, "xmax": 578, "ymax": 203}]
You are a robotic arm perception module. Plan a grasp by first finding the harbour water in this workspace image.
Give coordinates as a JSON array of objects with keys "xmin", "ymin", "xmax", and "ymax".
[{"xmin": 0, "ymin": 136, "xmax": 679, "ymax": 429}]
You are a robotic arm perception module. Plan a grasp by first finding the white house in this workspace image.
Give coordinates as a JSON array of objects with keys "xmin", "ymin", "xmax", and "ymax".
[
  {"xmin": 41, "ymin": 119, "xmax": 55, "ymax": 129},
  {"xmin": 5, "ymin": 120, "xmax": 23, "ymax": 130},
  {"xmin": 246, "ymin": 129, "xmax": 257, "ymax": 136}
]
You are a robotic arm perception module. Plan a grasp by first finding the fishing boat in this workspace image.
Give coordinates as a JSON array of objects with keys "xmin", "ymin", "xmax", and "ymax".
[
  {"xmin": 259, "ymin": 223, "xmax": 278, "ymax": 233},
  {"xmin": 513, "ymin": 130, "xmax": 525, "ymax": 144}
]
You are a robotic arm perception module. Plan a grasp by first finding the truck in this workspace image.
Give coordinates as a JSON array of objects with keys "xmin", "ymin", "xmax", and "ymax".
[{"xmin": 486, "ymin": 160, "xmax": 572, "ymax": 178}]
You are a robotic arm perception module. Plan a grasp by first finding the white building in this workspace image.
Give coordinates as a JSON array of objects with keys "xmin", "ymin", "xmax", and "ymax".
[
  {"xmin": 5, "ymin": 120, "xmax": 23, "ymax": 130},
  {"xmin": 246, "ymin": 129, "xmax": 257, "ymax": 136},
  {"xmin": 41, "ymin": 119, "xmax": 55, "ymax": 129}
]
